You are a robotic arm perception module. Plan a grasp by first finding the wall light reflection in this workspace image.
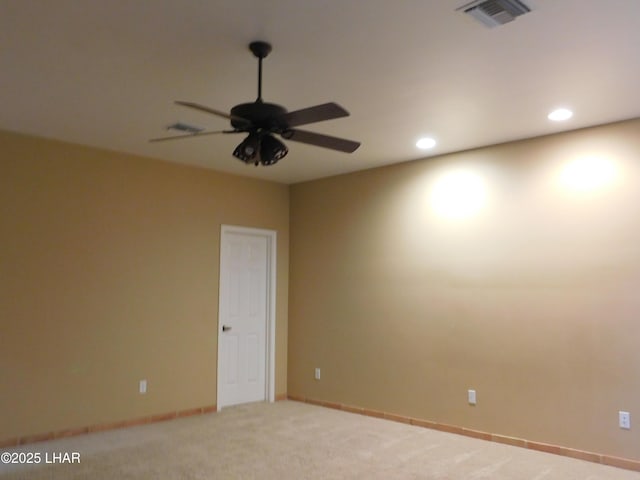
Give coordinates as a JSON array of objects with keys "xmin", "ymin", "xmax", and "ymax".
[
  {"xmin": 430, "ymin": 169, "xmax": 487, "ymax": 219},
  {"xmin": 558, "ymin": 156, "xmax": 618, "ymax": 192}
]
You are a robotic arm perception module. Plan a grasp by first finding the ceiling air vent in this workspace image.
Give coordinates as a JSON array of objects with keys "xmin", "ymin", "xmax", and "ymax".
[
  {"xmin": 167, "ymin": 122, "xmax": 203, "ymax": 134},
  {"xmin": 459, "ymin": 0, "xmax": 531, "ymax": 28}
]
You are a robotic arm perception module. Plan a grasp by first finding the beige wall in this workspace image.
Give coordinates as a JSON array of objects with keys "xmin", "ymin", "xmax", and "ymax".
[
  {"xmin": 0, "ymin": 130, "xmax": 289, "ymax": 440},
  {"xmin": 288, "ymin": 118, "xmax": 640, "ymax": 460}
]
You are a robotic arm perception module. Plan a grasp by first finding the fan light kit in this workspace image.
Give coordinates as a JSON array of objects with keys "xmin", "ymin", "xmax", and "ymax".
[{"xmin": 151, "ymin": 41, "xmax": 360, "ymax": 166}]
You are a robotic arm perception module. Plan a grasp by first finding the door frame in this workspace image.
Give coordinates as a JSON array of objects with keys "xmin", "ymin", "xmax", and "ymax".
[{"xmin": 217, "ymin": 224, "xmax": 277, "ymax": 409}]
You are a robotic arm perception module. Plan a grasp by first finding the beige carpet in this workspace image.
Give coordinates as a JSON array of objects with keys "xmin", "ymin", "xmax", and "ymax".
[{"xmin": 1, "ymin": 401, "xmax": 639, "ymax": 479}]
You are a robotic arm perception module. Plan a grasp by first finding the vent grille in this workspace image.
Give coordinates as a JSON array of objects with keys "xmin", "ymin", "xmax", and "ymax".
[
  {"xmin": 167, "ymin": 122, "xmax": 203, "ymax": 134},
  {"xmin": 459, "ymin": 0, "xmax": 531, "ymax": 28}
]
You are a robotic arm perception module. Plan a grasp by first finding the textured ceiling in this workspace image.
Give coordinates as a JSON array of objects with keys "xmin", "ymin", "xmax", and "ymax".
[{"xmin": 2, "ymin": 0, "xmax": 640, "ymax": 184}]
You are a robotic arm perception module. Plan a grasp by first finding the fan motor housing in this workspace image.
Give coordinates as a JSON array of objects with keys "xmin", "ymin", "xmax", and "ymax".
[{"xmin": 230, "ymin": 102, "xmax": 288, "ymax": 130}]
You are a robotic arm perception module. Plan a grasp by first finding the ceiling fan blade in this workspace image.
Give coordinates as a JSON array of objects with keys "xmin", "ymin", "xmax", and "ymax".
[
  {"xmin": 277, "ymin": 102, "xmax": 350, "ymax": 128},
  {"xmin": 284, "ymin": 129, "xmax": 360, "ymax": 153},
  {"xmin": 175, "ymin": 101, "xmax": 251, "ymax": 126},
  {"xmin": 149, "ymin": 130, "xmax": 238, "ymax": 143}
]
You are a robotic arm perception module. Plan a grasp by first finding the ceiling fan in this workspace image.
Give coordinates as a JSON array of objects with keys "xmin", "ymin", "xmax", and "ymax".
[{"xmin": 150, "ymin": 41, "xmax": 360, "ymax": 166}]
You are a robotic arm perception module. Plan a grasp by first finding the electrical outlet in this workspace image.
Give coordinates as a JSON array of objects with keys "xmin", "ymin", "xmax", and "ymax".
[
  {"xmin": 314, "ymin": 368, "xmax": 321, "ymax": 380},
  {"xmin": 468, "ymin": 389, "xmax": 477, "ymax": 405},
  {"xmin": 139, "ymin": 379, "xmax": 147, "ymax": 394},
  {"xmin": 619, "ymin": 411, "xmax": 631, "ymax": 430}
]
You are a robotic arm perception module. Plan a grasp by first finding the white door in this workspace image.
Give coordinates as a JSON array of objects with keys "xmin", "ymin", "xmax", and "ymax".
[{"xmin": 217, "ymin": 226, "xmax": 276, "ymax": 409}]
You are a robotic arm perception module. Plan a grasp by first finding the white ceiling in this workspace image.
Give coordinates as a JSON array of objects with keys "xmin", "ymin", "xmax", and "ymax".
[{"xmin": 2, "ymin": 0, "xmax": 640, "ymax": 184}]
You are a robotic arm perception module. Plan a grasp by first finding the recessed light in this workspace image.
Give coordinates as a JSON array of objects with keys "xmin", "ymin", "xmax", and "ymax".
[
  {"xmin": 416, "ymin": 137, "xmax": 436, "ymax": 149},
  {"xmin": 548, "ymin": 108, "xmax": 573, "ymax": 122}
]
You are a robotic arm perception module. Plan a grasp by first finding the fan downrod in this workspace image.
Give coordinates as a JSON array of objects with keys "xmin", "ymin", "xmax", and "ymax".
[{"xmin": 249, "ymin": 41, "xmax": 272, "ymax": 59}]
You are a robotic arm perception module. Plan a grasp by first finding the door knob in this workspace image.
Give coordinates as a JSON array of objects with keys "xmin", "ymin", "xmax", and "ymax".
[{"xmin": 222, "ymin": 325, "xmax": 232, "ymax": 332}]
